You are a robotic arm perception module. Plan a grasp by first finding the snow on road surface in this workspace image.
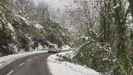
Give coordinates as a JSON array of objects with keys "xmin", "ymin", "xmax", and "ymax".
[
  {"xmin": 0, "ymin": 51, "xmax": 47, "ymax": 69},
  {"xmin": 47, "ymin": 51, "xmax": 101, "ymax": 75},
  {"xmin": 0, "ymin": 47, "xmax": 101, "ymax": 75}
]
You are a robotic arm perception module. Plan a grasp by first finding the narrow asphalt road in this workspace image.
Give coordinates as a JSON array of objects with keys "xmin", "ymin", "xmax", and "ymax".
[{"xmin": 0, "ymin": 52, "xmax": 52, "ymax": 75}]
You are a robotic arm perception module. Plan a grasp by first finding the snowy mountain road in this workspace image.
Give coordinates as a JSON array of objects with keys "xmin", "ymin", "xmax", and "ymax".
[{"xmin": 0, "ymin": 53, "xmax": 52, "ymax": 75}]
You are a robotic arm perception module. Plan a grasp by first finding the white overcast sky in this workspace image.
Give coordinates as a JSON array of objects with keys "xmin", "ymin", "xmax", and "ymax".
[{"xmin": 33, "ymin": 0, "xmax": 71, "ymax": 9}]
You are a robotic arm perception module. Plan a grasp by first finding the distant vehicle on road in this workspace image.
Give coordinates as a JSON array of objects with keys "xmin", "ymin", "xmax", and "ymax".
[{"xmin": 48, "ymin": 44, "xmax": 60, "ymax": 53}]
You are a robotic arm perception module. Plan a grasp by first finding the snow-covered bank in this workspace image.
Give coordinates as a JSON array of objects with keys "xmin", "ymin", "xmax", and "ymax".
[
  {"xmin": 0, "ymin": 51, "xmax": 47, "ymax": 69},
  {"xmin": 47, "ymin": 51, "xmax": 101, "ymax": 75}
]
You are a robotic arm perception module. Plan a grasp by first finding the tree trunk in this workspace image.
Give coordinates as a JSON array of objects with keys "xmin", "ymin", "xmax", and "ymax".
[{"xmin": 128, "ymin": 0, "xmax": 133, "ymax": 17}]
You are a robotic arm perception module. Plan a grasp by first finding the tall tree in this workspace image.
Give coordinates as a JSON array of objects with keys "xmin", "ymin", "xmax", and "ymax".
[
  {"xmin": 100, "ymin": 0, "xmax": 112, "ymax": 43},
  {"xmin": 128, "ymin": 0, "xmax": 133, "ymax": 17}
]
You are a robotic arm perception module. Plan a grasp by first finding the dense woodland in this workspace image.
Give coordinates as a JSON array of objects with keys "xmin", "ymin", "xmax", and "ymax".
[
  {"xmin": 0, "ymin": 0, "xmax": 133, "ymax": 75},
  {"xmin": 60, "ymin": 0, "xmax": 133, "ymax": 75}
]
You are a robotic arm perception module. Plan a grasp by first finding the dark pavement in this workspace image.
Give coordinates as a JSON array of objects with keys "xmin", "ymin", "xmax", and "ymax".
[{"xmin": 0, "ymin": 52, "xmax": 52, "ymax": 75}]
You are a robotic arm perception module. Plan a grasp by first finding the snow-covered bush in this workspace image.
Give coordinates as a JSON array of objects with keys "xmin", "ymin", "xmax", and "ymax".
[
  {"xmin": 73, "ymin": 41, "xmax": 115, "ymax": 74},
  {"xmin": 73, "ymin": 39, "xmax": 133, "ymax": 75}
]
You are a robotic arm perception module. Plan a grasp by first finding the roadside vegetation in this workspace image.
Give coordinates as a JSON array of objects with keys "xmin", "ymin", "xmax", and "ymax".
[
  {"xmin": 0, "ymin": 0, "xmax": 133, "ymax": 75},
  {"xmin": 0, "ymin": 0, "xmax": 71, "ymax": 56},
  {"xmin": 59, "ymin": 0, "xmax": 133, "ymax": 75}
]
